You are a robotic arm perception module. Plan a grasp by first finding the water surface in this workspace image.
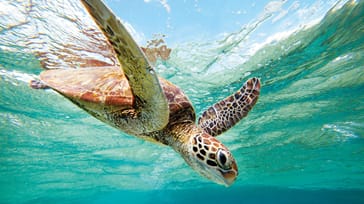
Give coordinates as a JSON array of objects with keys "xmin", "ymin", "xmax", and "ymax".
[{"xmin": 0, "ymin": 0, "xmax": 363, "ymax": 203}]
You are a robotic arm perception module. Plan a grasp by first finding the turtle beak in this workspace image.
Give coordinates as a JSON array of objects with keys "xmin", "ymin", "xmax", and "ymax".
[
  {"xmin": 221, "ymin": 162, "xmax": 238, "ymax": 186},
  {"xmin": 222, "ymin": 170, "xmax": 237, "ymax": 186}
]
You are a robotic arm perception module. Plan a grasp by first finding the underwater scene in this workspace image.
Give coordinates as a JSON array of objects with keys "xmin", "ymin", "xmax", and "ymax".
[{"xmin": 0, "ymin": 0, "xmax": 364, "ymax": 203}]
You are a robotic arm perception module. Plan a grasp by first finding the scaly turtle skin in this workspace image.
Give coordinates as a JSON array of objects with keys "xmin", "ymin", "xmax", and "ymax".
[{"xmin": 32, "ymin": 0, "xmax": 261, "ymax": 186}]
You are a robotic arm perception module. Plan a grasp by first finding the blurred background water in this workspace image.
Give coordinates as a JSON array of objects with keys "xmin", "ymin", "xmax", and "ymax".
[{"xmin": 0, "ymin": 0, "xmax": 363, "ymax": 203}]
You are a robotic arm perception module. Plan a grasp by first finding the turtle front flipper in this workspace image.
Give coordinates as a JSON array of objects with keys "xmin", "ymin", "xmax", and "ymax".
[
  {"xmin": 80, "ymin": 0, "xmax": 169, "ymax": 133},
  {"xmin": 198, "ymin": 78, "xmax": 261, "ymax": 137}
]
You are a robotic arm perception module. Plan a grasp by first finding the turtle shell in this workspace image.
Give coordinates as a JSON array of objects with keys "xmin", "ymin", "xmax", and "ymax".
[
  {"xmin": 40, "ymin": 66, "xmax": 196, "ymax": 129},
  {"xmin": 158, "ymin": 78, "xmax": 196, "ymax": 126}
]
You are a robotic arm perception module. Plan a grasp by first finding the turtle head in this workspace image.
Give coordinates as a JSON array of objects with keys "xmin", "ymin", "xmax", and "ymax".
[{"xmin": 185, "ymin": 132, "xmax": 238, "ymax": 186}]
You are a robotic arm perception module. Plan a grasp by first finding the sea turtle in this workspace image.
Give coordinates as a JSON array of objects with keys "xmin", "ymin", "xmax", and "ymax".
[{"xmin": 31, "ymin": 0, "xmax": 261, "ymax": 186}]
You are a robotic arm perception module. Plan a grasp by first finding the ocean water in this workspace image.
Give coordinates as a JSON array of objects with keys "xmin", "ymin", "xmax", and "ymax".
[{"xmin": 1, "ymin": 0, "xmax": 364, "ymax": 203}]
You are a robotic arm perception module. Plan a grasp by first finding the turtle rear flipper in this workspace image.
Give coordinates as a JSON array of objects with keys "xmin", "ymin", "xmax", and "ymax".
[
  {"xmin": 198, "ymin": 78, "xmax": 261, "ymax": 137},
  {"xmin": 80, "ymin": 0, "xmax": 169, "ymax": 133},
  {"xmin": 30, "ymin": 79, "xmax": 50, "ymax": 89}
]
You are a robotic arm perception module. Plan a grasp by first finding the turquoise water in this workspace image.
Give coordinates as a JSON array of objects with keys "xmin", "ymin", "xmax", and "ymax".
[{"xmin": 1, "ymin": 0, "xmax": 364, "ymax": 203}]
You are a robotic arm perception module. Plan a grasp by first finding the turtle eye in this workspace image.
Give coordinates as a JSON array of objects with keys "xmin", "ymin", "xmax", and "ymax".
[{"xmin": 217, "ymin": 149, "xmax": 231, "ymax": 170}]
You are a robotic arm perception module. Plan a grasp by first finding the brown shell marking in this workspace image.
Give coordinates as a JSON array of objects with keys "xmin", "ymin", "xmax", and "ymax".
[
  {"xmin": 39, "ymin": 64, "xmax": 195, "ymax": 137},
  {"xmin": 158, "ymin": 78, "xmax": 196, "ymax": 125}
]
